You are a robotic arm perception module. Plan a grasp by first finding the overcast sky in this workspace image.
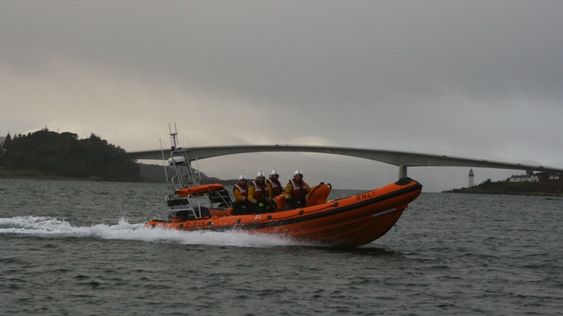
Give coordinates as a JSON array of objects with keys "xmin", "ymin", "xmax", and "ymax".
[{"xmin": 1, "ymin": 0, "xmax": 562, "ymax": 191}]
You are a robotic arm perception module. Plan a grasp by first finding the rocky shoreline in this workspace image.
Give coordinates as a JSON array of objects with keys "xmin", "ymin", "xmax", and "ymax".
[
  {"xmin": 0, "ymin": 165, "xmax": 238, "ymax": 184},
  {"xmin": 444, "ymin": 178, "xmax": 563, "ymax": 197}
]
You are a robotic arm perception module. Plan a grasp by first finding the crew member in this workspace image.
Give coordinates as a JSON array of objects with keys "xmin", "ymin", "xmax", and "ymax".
[
  {"xmin": 284, "ymin": 170, "xmax": 310, "ymax": 209},
  {"xmin": 266, "ymin": 169, "xmax": 283, "ymax": 198},
  {"xmin": 232, "ymin": 174, "xmax": 251, "ymax": 215},
  {"xmin": 248, "ymin": 171, "xmax": 273, "ymax": 213}
]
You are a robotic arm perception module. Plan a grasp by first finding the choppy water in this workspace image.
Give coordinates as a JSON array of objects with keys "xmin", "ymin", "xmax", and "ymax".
[{"xmin": 1, "ymin": 178, "xmax": 562, "ymax": 315}]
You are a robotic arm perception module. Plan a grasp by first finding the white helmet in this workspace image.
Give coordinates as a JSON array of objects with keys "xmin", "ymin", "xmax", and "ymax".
[
  {"xmin": 239, "ymin": 174, "xmax": 247, "ymax": 180},
  {"xmin": 256, "ymin": 170, "xmax": 264, "ymax": 178},
  {"xmin": 270, "ymin": 169, "xmax": 278, "ymax": 176},
  {"xmin": 294, "ymin": 169, "xmax": 303, "ymax": 176}
]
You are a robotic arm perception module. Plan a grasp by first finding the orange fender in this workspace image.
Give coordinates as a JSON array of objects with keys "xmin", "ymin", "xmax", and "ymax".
[
  {"xmin": 176, "ymin": 183, "xmax": 224, "ymax": 196},
  {"xmin": 307, "ymin": 183, "xmax": 332, "ymax": 206}
]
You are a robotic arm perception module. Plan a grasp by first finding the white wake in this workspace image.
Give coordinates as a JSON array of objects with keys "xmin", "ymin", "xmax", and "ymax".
[{"xmin": 0, "ymin": 216, "xmax": 301, "ymax": 248}]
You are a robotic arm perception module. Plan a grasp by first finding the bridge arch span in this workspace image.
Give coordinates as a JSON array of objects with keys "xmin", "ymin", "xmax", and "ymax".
[{"xmin": 129, "ymin": 145, "xmax": 563, "ymax": 179}]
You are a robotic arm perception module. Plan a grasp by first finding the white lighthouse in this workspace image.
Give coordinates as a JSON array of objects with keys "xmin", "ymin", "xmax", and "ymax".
[{"xmin": 468, "ymin": 169, "xmax": 475, "ymax": 187}]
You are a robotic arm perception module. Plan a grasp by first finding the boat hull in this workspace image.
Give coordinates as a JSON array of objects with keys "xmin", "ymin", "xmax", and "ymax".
[{"xmin": 146, "ymin": 177, "xmax": 422, "ymax": 247}]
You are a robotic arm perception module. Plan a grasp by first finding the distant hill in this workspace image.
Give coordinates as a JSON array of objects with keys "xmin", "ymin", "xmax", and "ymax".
[
  {"xmin": 0, "ymin": 129, "xmax": 139, "ymax": 181},
  {"xmin": 0, "ymin": 129, "xmax": 241, "ymax": 184}
]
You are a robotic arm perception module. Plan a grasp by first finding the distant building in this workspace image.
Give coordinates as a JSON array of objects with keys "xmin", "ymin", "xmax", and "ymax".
[
  {"xmin": 536, "ymin": 172, "xmax": 561, "ymax": 181},
  {"xmin": 509, "ymin": 173, "xmax": 539, "ymax": 183}
]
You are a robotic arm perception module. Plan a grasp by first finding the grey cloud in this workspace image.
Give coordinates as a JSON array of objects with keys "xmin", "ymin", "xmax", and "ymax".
[
  {"xmin": 3, "ymin": 1, "xmax": 562, "ymax": 104},
  {"xmin": 1, "ymin": 0, "xmax": 562, "ymax": 190}
]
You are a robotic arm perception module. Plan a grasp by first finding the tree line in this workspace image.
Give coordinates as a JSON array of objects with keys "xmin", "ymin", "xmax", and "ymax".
[{"xmin": 0, "ymin": 129, "xmax": 139, "ymax": 181}]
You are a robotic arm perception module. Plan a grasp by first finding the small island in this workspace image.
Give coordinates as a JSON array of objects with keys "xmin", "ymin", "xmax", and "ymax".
[{"xmin": 445, "ymin": 170, "xmax": 563, "ymax": 196}]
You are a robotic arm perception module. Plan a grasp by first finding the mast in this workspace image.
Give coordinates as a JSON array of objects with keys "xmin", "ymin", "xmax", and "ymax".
[
  {"xmin": 167, "ymin": 123, "xmax": 199, "ymax": 189},
  {"xmin": 159, "ymin": 138, "xmax": 169, "ymax": 184},
  {"xmin": 168, "ymin": 122, "xmax": 178, "ymax": 149}
]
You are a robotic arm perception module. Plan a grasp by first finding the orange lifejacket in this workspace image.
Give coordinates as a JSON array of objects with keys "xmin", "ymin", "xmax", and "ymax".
[
  {"xmin": 290, "ymin": 179, "xmax": 309, "ymax": 199},
  {"xmin": 233, "ymin": 184, "xmax": 248, "ymax": 201},
  {"xmin": 252, "ymin": 181, "xmax": 269, "ymax": 201},
  {"xmin": 267, "ymin": 178, "xmax": 283, "ymax": 197}
]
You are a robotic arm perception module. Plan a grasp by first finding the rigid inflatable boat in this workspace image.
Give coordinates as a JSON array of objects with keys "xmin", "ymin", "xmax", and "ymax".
[{"xmin": 146, "ymin": 178, "xmax": 421, "ymax": 247}]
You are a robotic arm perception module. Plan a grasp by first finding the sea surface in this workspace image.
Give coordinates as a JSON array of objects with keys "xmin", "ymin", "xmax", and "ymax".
[{"xmin": 1, "ymin": 178, "xmax": 562, "ymax": 315}]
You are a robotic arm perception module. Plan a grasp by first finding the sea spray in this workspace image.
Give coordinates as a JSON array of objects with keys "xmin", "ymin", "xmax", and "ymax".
[{"xmin": 0, "ymin": 216, "xmax": 302, "ymax": 248}]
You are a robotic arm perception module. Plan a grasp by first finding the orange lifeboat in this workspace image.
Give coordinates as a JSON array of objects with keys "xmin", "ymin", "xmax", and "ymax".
[{"xmin": 146, "ymin": 177, "xmax": 422, "ymax": 247}]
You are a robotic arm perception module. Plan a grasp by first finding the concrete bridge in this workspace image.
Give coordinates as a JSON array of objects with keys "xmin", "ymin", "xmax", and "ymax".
[{"xmin": 128, "ymin": 145, "xmax": 563, "ymax": 178}]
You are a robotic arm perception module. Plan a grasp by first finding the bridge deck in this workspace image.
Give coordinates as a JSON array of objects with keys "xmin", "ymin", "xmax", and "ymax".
[{"xmin": 128, "ymin": 145, "xmax": 563, "ymax": 176}]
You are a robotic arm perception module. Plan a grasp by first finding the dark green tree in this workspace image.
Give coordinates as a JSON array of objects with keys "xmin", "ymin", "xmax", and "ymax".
[
  {"xmin": 3, "ymin": 133, "xmax": 12, "ymax": 150},
  {"xmin": 1, "ymin": 129, "xmax": 139, "ymax": 181}
]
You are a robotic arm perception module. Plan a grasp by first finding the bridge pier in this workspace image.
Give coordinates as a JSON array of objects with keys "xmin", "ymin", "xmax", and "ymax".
[{"xmin": 399, "ymin": 165, "xmax": 408, "ymax": 179}]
